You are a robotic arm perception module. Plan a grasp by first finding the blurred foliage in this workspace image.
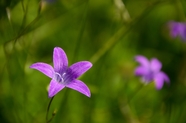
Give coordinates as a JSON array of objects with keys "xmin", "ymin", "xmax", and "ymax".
[{"xmin": 1, "ymin": 0, "xmax": 186, "ymax": 123}]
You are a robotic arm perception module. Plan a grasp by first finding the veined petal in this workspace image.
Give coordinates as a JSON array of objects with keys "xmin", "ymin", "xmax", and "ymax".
[
  {"xmin": 150, "ymin": 58, "xmax": 162, "ymax": 72},
  {"xmin": 135, "ymin": 66, "xmax": 148, "ymax": 76},
  {"xmin": 48, "ymin": 79, "xmax": 65, "ymax": 98},
  {"xmin": 66, "ymin": 79, "xmax": 91, "ymax": 97},
  {"xmin": 53, "ymin": 47, "xmax": 68, "ymax": 74},
  {"xmin": 154, "ymin": 72, "xmax": 168, "ymax": 90},
  {"xmin": 67, "ymin": 61, "xmax": 92, "ymax": 79},
  {"xmin": 30, "ymin": 62, "xmax": 54, "ymax": 78},
  {"xmin": 135, "ymin": 55, "xmax": 149, "ymax": 68}
]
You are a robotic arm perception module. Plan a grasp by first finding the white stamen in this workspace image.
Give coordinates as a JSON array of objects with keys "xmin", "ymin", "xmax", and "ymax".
[{"xmin": 54, "ymin": 72, "xmax": 64, "ymax": 83}]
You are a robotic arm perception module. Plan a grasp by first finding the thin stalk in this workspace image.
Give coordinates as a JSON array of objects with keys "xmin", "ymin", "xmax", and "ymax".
[
  {"xmin": 89, "ymin": 0, "xmax": 169, "ymax": 64},
  {"xmin": 127, "ymin": 84, "xmax": 144, "ymax": 103},
  {"xmin": 46, "ymin": 96, "xmax": 55, "ymax": 123},
  {"xmin": 72, "ymin": 1, "xmax": 89, "ymax": 62}
]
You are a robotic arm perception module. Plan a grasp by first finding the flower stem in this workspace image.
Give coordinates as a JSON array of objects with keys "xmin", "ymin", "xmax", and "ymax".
[
  {"xmin": 46, "ymin": 96, "xmax": 55, "ymax": 123},
  {"xmin": 72, "ymin": 1, "xmax": 89, "ymax": 62},
  {"xmin": 127, "ymin": 84, "xmax": 144, "ymax": 103}
]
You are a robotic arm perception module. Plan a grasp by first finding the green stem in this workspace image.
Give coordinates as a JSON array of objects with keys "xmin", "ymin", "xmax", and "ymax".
[
  {"xmin": 46, "ymin": 96, "xmax": 55, "ymax": 123},
  {"xmin": 89, "ymin": 0, "xmax": 169, "ymax": 64},
  {"xmin": 127, "ymin": 84, "xmax": 144, "ymax": 103},
  {"xmin": 72, "ymin": 1, "xmax": 89, "ymax": 62}
]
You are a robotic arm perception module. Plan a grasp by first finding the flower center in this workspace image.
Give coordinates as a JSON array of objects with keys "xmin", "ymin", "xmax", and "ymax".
[
  {"xmin": 143, "ymin": 70, "xmax": 154, "ymax": 83},
  {"xmin": 54, "ymin": 72, "xmax": 64, "ymax": 83}
]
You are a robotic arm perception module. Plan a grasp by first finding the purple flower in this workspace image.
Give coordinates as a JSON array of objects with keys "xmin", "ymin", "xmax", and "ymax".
[
  {"xmin": 168, "ymin": 21, "xmax": 186, "ymax": 41},
  {"xmin": 134, "ymin": 55, "xmax": 170, "ymax": 90},
  {"xmin": 30, "ymin": 47, "xmax": 92, "ymax": 98}
]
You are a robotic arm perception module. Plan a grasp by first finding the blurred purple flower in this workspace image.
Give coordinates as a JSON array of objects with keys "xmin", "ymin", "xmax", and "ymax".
[
  {"xmin": 168, "ymin": 21, "xmax": 186, "ymax": 41},
  {"xmin": 134, "ymin": 55, "xmax": 170, "ymax": 90},
  {"xmin": 30, "ymin": 47, "xmax": 92, "ymax": 98}
]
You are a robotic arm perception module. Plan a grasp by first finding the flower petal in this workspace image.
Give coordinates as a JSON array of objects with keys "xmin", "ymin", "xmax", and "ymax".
[
  {"xmin": 48, "ymin": 79, "xmax": 65, "ymax": 98},
  {"xmin": 154, "ymin": 72, "xmax": 169, "ymax": 90},
  {"xmin": 168, "ymin": 21, "xmax": 186, "ymax": 41},
  {"xmin": 53, "ymin": 47, "xmax": 68, "ymax": 74},
  {"xmin": 154, "ymin": 74, "xmax": 164, "ymax": 90},
  {"xmin": 135, "ymin": 55, "xmax": 149, "ymax": 68},
  {"xmin": 150, "ymin": 58, "xmax": 162, "ymax": 72},
  {"xmin": 179, "ymin": 24, "xmax": 186, "ymax": 41},
  {"xmin": 141, "ymin": 72, "xmax": 154, "ymax": 83},
  {"xmin": 168, "ymin": 21, "xmax": 180, "ymax": 38},
  {"xmin": 161, "ymin": 72, "xmax": 170, "ymax": 83},
  {"xmin": 135, "ymin": 66, "xmax": 148, "ymax": 76},
  {"xmin": 66, "ymin": 79, "xmax": 91, "ymax": 97},
  {"xmin": 30, "ymin": 62, "xmax": 54, "ymax": 78},
  {"xmin": 66, "ymin": 61, "xmax": 92, "ymax": 80}
]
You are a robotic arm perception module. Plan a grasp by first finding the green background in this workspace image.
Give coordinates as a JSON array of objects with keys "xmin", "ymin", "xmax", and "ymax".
[{"xmin": 1, "ymin": 0, "xmax": 186, "ymax": 123}]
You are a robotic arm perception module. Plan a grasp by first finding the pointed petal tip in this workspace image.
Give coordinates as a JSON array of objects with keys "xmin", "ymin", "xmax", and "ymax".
[
  {"xmin": 86, "ymin": 61, "xmax": 93, "ymax": 69},
  {"xmin": 82, "ymin": 90, "xmax": 91, "ymax": 98},
  {"xmin": 29, "ymin": 64, "xmax": 35, "ymax": 69},
  {"xmin": 166, "ymin": 78, "xmax": 170, "ymax": 83},
  {"xmin": 54, "ymin": 46, "xmax": 62, "ymax": 50},
  {"xmin": 87, "ymin": 93, "xmax": 91, "ymax": 98},
  {"xmin": 29, "ymin": 64, "xmax": 38, "ymax": 69},
  {"xmin": 66, "ymin": 80, "xmax": 91, "ymax": 98},
  {"xmin": 84, "ymin": 88, "xmax": 91, "ymax": 98},
  {"xmin": 134, "ymin": 55, "xmax": 143, "ymax": 60},
  {"xmin": 134, "ymin": 55, "xmax": 149, "ymax": 67},
  {"xmin": 54, "ymin": 47, "xmax": 66, "ymax": 54},
  {"xmin": 134, "ymin": 55, "xmax": 139, "ymax": 61},
  {"xmin": 161, "ymin": 72, "xmax": 170, "ymax": 83},
  {"xmin": 29, "ymin": 63, "xmax": 54, "ymax": 78},
  {"xmin": 81, "ymin": 61, "xmax": 93, "ymax": 67},
  {"xmin": 53, "ymin": 46, "xmax": 68, "ymax": 73}
]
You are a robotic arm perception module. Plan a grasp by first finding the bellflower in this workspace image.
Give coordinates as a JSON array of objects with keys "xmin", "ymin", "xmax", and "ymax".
[
  {"xmin": 168, "ymin": 21, "xmax": 186, "ymax": 41},
  {"xmin": 134, "ymin": 55, "xmax": 170, "ymax": 90},
  {"xmin": 30, "ymin": 47, "xmax": 92, "ymax": 98}
]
